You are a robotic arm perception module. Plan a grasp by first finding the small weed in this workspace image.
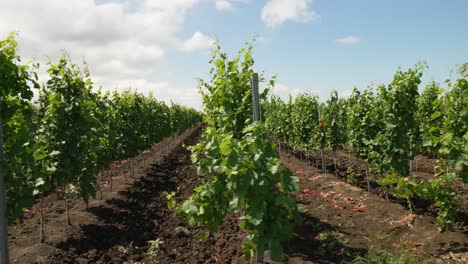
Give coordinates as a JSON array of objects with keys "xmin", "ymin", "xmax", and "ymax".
[
  {"xmin": 166, "ymin": 191, "xmax": 177, "ymax": 209},
  {"xmin": 351, "ymin": 247, "xmax": 416, "ymax": 264},
  {"xmin": 346, "ymin": 167, "xmax": 358, "ymax": 185},
  {"xmin": 315, "ymin": 231, "xmax": 343, "ymax": 256},
  {"xmin": 117, "ymin": 241, "xmax": 135, "ymax": 254},
  {"xmin": 147, "ymin": 238, "xmax": 164, "ymax": 263}
]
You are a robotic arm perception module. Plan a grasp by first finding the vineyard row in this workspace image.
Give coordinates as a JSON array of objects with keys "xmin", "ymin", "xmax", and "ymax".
[
  {"xmin": 0, "ymin": 34, "xmax": 202, "ymax": 261},
  {"xmin": 263, "ymin": 65, "xmax": 467, "ymax": 231}
]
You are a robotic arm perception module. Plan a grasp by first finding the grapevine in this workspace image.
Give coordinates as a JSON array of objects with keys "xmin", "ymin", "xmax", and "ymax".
[{"xmin": 174, "ymin": 42, "xmax": 300, "ymax": 261}]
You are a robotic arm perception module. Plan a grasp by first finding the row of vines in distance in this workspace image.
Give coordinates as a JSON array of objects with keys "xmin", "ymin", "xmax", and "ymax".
[
  {"xmin": 0, "ymin": 33, "xmax": 202, "ymax": 250},
  {"xmin": 263, "ymin": 63, "xmax": 467, "ymax": 231}
]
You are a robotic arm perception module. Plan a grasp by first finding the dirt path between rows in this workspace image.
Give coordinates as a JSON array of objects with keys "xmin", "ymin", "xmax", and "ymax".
[
  {"xmin": 280, "ymin": 152, "xmax": 467, "ymax": 263},
  {"xmin": 8, "ymin": 127, "xmax": 467, "ymax": 264}
]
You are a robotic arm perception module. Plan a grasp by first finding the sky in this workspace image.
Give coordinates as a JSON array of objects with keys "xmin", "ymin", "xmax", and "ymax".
[{"xmin": 1, "ymin": 0, "xmax": 467, "ymax": 110}]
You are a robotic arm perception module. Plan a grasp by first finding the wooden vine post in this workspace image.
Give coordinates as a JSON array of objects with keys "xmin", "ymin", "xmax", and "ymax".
[
  {"xmin": 251, "ymin": 73, "xmax": 264, "ymax": 263},
  {"xmin": 318, "ymin": 106, "xmax": 326, "ymax": 172},
  {"xmin": 0, "ymin": 103, "xmax": 10, "ymax": 264},
  {"xmin": 251, "ymin": 73, "xmax": 261, "ymax": 122},
  {"xmin": 409, "ymin": 138, "xmax": 413, "ymax": 172}
]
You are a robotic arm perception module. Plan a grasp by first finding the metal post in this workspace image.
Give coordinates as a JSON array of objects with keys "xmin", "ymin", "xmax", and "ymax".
[{"xmin": 0, "ymin": 103, "xmax": 10, "ymax": 264}]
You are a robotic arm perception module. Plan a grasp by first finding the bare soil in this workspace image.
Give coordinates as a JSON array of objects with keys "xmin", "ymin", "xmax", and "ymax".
[{"xmin": 8, "ymin": 129, "xmax": 467, "ymax": 263}]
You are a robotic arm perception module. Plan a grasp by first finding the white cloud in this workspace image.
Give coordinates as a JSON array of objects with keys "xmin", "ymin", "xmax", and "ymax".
[
  {"xmin": 261, "ymin": 0, "xmax": 319, "ymax": 29},
  {"xmin": 215, "ymin": 0, "xmax": 234, "ymax": 11},
  {"xmin": 337, "ymin": 90, "xmax": 353, "ymax": 98},
  {"xmin": 0, "ymin": 0, "xmax": 211, "ymax": 109},
  {"xmin": 257, "ymin": 35, "xmax": 272, "ymax": 45},
  {"xmin": 181, "ymin": 32, "xmax": 216, "ymax": 52},
  {"xmin": 335, "ymin": 36, "xmax": 361, "ymax": 44},
  {"xmin": 106, "ymin": 78, "xmax": 203, "ymax": 110},
  {"xmin": 270, "ymin": 82, "xmax": 354, "ymax": 102},
  {"xmin": 271, "ymin": 83, "xmax": 308, "ymax": 102}
]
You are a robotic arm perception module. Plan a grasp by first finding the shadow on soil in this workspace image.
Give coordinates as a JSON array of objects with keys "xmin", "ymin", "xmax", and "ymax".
[
  {"xmin": 55, "ymin": 144, "xmax": 189, "ymax": 259},
  {"xmin": 284, "ymin": 213, "xmax": 367, "ymax": 263}
]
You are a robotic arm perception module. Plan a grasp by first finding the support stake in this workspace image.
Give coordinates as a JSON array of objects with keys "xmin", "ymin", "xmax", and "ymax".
[
  {"xmin": 0, "ymin": 102, "xmax": 10, "ymax": 264},
  {"xmin": 39, "ymin": 197, "xmax": 45, "ymax": 243},
  {"xmin": 251, "ymin": 73, "xmax": 261, "ymax": 122},
  {"xmin": 251, "ymin": 73, "xmax": 265, "ymax": 263},
  {"xmin": 64, "ymin": 188, "xmax": 71, "ymax": 225}
]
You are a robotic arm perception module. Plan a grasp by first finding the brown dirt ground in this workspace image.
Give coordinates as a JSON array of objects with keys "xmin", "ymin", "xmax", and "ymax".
[
  {"xmin": 279, "ymin": 143, "xmax": 468, "ymax": 229},
  {"xmin": 8, "ymin": 129, "xmax": 467, "ymax": 263},
  {"xmin": 280, "ymin": 152, "xmax": 467, "ymax": 263}
]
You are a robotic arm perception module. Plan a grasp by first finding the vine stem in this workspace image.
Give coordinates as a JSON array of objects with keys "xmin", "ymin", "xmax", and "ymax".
[
  {"xmin": 39, "ymin": 197, "xmax": 45, "ymax": 243},
  {"xmin": 109, "ymin": 169, "xmax": 113, "ymax": 192},
  {"xmin": 130, "ymin": 159, "xmax": 135, "ymax": 179},
  {"xmin": 64, "ymin": 187, "xmax": 71, "ymax": 225},
  {"xmin": 256, "ymin": 252, "xmax": 264, "ymax": 263},
  {"xmin": 334, "ymin": 153, "xmax": 338, "ymax": 177},
  {"xmin": 124, "ymin": 161, "xmax": 128, "ymax": 184},
  {"xmin": 366, "ymin": 169, "xmax": 370, "ymax": 192},
  {"xmin": 98, "ymin": 171, "xmax": 103, "ymax": 200},
  {"xmin": 407, "ymin": 198, "xmax": 414, "ymax": 215},
  {"xmin": 320, "ymin": 148, "xmax": 326, "ymax": 172}
]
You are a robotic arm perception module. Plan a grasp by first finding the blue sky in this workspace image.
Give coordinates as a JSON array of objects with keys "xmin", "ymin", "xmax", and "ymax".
[
  {"xmin": 1, "ymin": 0, "xmax": 467, "ymax": 108},
  {"xmin": 164, "ymin": 0, "xmax": 468, "ymax": 100}
]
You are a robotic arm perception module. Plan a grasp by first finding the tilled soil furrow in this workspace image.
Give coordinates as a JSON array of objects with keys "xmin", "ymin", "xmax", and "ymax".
[{"xmin": 9, "ymin": 127, "xmax": 467, "ymax": 264}]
